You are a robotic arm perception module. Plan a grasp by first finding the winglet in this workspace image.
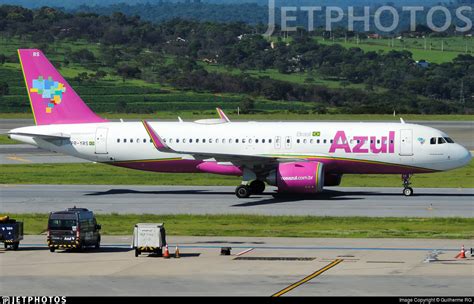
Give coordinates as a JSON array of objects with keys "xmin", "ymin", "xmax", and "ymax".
[
  {"xmin": 216, "ymin": 108, "xmax": 230, "ymax": 122},
  {"xmin": 142, "ymin": 120, "xmax": 174, "ymax": 153}
]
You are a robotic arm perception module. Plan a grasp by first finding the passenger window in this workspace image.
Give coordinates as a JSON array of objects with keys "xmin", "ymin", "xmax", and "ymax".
[
  {"xmin": 163, "ymin": 138, "xmax": 166, "ymax": 143},
  {"xmin": 242, "ymin": 139, "xmax": 246, "ymax": 144},
  {"xmin": 303, "ymin": 139, "xmax": 307, "ymax": 144},
  {"xmin": 130, "ymin": 139, "xmax": 133, "ymax": 143},
  {"xmin": 317, "ymin": 139, "xmax": 320, "ymax": 144},
  {"xmin": 183, "ymin": 139, "xmax": 186, "ymax": 143},
  {"xmin": 168, "ymin": 139, "xmax": 172, "ymax": 143},
  {"xmin": 143, "ymin": 139, "xmax": 146, "ymax": 143},
  {"xmin": 196, "ymin": 139, "xmax": 199, "ymax": 143},
  {"xmin": 438, "ymin": 137, "xmax": 446, "ymax": 144},
  {"xmin": 229, "ymin": 139, "xmax": 232, "ymax": 144},
  {"xmin": 248, "ymin": 139, "xmax": 252, "ymax": 144},
  {"xmin": 216, "ymin": 139, "xmax": 220, "ymax": 143},
  {"xmin": 262, "ymin": 139, "xmax": 265, "ymax": 143},
  {"xmin": 189, "ymin": 139, "xmax": 193, "ymax": 143},
  {"xmin": 176, "ymin": 139, "xmax": 180, "ymax": 143},
  {"xmin": 297, "ymin": 139, "xmax": 300, "ymax": 144},
  {"xmin": 124, "ymin": 139, "xmax": 127, "ymax": 143},
  {"xmin": 236, "ymin": 139, "xmax": 239, "ymax": 143},
  {"xmin": 117, "ymin": 139, "xmax": 120, "ymax": 143},
  {"xmin": 323, "ymin": 139, "xmax": 327, "ymax": 144},
  {"xmin": 203, "ymin": 139, "xmax": 206, "ymax": 143},
  {"xmin": 149, "ymin": 138, "xmax": 152, "ymax": 143},
  {"xmin": 222, "ymin": 139, "xmax": 226, "ymax": 144},
  {"xmin": 137, "ymin": 138, "xmax": 140, "ymax": 143},
  {"xmin": 209, "ymin": 139, "xmax": 213, "ymax": 143},
  {"xmin": 269, "ymin": 139, "xmax": 272, "ymax": 143},
  {"xmin": 255, "ymin": 139, "xmax": 258, "ymax": 143}
]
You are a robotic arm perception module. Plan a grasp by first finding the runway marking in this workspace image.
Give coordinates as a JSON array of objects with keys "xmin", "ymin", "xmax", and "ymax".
[
  {"xmin": 17, "ymin": 243, "xmax": 462, "ymax": 252},
  {"xmin": 236, "ymin": 248, "xmax": 254, "ymax": 256},
  {"xmin": 271, "ymin": 258, "xmax": 343, "ymax": 297},
  {"xmin": 6, "ymin": 155, "xmax": 32, "ymax": 163}
]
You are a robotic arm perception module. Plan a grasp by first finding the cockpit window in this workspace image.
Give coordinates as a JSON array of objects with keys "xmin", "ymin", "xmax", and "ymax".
[
  {"xmin": 444, "ymin": 137, "xmax": 454, "ymax": 143},
  {"xmin": 437, "ymin": 137, "xmax": 446, "ymax": 144},
  {"xmin": 430, "ymin": 137, "xmax": 436, "ymax": 145}
]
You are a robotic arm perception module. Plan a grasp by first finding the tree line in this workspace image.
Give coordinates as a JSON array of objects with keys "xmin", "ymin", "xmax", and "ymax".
[{"xmin": 0, "ymin": 5, "xmax": 472, "ymax": 114}]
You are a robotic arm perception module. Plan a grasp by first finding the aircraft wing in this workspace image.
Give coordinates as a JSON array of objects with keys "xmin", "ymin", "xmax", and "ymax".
[
  {"xmin": 142, "ymin": 120, "xmax": 330, "ymax": 169},
  {"xmin": 142, "ymin": 120, "xmax": 274, "ymax": 165}
]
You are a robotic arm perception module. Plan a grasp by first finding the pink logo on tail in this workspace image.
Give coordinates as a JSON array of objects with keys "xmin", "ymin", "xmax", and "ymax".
[{"xmin": 29, "ymin": 76, "xmax": 66, "ymax": 114}]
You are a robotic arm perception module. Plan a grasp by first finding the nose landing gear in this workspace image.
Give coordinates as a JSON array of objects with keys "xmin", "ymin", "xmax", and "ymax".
[{"xmin": 402, "ymin": 174, "xmax": 413, "ymax": 196}]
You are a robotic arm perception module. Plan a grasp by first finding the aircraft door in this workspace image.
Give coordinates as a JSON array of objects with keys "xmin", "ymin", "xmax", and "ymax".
[
  {"xmin": 274, "ymin": 136, "xmax": 281, "ymax": 149},
  {"xmin": 399, "ymin": 129, "xmax": 413, "ymax": 156},
  {"xmin": 95, "ymin": 128, "xmax": 108, "ymax": 154}
]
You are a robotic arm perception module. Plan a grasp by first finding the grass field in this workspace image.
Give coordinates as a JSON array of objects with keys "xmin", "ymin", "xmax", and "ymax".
[
  {"xmin": 1, "ymin": 160, "xmax": 472, "ymax": 188},
  {"xmin": 5, "ymin": 213, "xmax": 474, "ymax": 239},
  {"xmin": 314, "ymin": 36, "xmax": 472, "ymax": 64},
  {"xmin": 1, "ymin": 111, "xmax": 473, "ymax": 121}
]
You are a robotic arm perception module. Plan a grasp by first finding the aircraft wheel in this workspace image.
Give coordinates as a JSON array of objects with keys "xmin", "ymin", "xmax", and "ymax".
[
  {"xmin": 235, "ymin": 185, "xmax": 251, "ymax": 198},
  {"xmin": 403, "ymin": 187, "xmax": 413, "ymax": 197},
  {"xmin": 249, "ymin": 180, "xmax": 265, "ymax": 195}
]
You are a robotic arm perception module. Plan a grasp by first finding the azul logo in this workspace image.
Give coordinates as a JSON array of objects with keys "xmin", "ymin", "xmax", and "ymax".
[
  {"xmin": 329, "ymin": 131, "xmax": 395, "ymax": 154},
  {"xmin": 30, "ymin": 76, "xmax": 66, "ymax": 114}
]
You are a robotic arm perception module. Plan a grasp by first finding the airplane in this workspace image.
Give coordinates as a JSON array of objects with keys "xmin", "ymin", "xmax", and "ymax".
[{"xmin": 8, "ymin": 49, "xmax": 472, "ymax": 198}]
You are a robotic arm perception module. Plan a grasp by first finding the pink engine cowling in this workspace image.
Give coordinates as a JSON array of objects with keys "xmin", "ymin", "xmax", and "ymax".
[{"xmin": 266, "ymin": 162, "xmax": 325, "ymax": 194}]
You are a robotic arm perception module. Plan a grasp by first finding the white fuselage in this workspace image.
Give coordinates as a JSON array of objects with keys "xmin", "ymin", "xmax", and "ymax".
[{"xmin": 10, "ymin": 121, "xmax": 471, "ymax": 174}]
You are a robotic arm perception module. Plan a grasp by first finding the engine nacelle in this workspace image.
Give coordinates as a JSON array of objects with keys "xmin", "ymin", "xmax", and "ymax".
[
  {"xmin": 266, "ymin": 162, "xmax": 325, "ymax": 194},
  {"xmin": 324, "ymin": 173, "xmax": 343, "ymax": 186}
]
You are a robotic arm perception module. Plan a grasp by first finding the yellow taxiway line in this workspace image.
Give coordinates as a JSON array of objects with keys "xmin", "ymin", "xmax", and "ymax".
[{"xmin": 271, "ymin": 258, "xmax": 343, "ymax": 297}]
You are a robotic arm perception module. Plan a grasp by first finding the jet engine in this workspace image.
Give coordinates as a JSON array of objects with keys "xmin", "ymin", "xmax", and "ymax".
[
  {"xmin": 266, "ymin": 162, "xmax": 325, "ymax": 193},
  {"xmin": 324, "ymin": 173, "xmax": 343, "ymax": 186}
]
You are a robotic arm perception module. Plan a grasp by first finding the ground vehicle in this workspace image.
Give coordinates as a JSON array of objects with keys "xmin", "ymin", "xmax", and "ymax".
[
  {"xmin": 132, "ymin": 223, "xmax": 166, "ymax": 257},
  {"xmin": 0, "ymin": 216, "xmax": 23, "ymax": 250},
  {"xmin": 47, "ymin": 207, "xmax": 101, "ymax": 252}
]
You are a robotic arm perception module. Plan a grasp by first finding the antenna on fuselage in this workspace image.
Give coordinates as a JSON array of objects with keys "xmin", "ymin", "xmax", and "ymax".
[
  {"xmin": 178, "ymin": 117, "xmax": 183, "ymax": 123},
  {"xmin": 400, "ymin": 118, "xmax": 405, "ymax": 124}
]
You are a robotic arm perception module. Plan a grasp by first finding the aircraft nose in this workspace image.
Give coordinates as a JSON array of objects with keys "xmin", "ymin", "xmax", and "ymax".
[{"xmin": 455, "ymin": 144, "xmax": 472, "ymax": 167}]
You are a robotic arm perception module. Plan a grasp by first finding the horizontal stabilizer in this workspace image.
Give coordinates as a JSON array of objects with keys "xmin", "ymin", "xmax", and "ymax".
[{"xmin": 8, "ymin": 131, "xmax": 70, "ymax": 139}]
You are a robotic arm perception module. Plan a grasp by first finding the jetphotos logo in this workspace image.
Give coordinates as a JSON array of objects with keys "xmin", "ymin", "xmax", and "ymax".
[
  {"xmin": 329, "ymin": 131, "xmax": 395, "ymax": 154},
  {"xmin": 264, "ymin": 0, "xmax": 472, "ymax": 36}
]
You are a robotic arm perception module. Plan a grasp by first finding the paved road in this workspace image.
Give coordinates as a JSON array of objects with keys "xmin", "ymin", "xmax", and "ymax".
[
  {"xmin": 1, "ymin": 185, "xmax": 472, "ymax": 217},
  {"xmin": 1, "ymin": 236, "xmax": 472, "ymax": 296}
]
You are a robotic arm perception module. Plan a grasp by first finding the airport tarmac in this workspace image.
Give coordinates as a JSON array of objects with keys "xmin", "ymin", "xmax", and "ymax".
[
  {"xmin": 1, "ymin": 185, "xmax": 473, "ymax": 217},
  {"xmin": 0, "ymin": 236, "xmax": 472, "ymax": 296}
]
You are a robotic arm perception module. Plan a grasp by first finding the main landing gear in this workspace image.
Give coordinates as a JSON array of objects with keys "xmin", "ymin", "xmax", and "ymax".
[
  {"xmin": 235, "ymin": 180, "xmax": 266, "ymax": 198},
  {"xmin": 402, "ymin": 174, "xmax": 414, "ymax": 196}
]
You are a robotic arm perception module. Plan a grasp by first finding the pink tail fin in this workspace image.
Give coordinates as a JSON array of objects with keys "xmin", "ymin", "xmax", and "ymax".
[{"xmin": 18, "ymin": 49, "xmax": 107, "ymax": 125}]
